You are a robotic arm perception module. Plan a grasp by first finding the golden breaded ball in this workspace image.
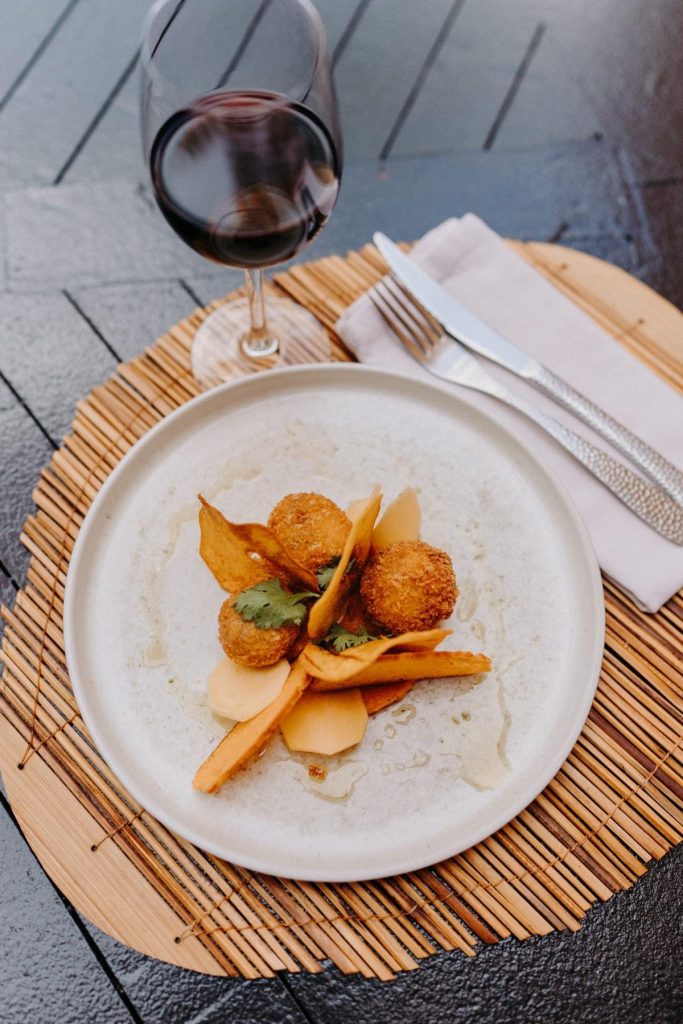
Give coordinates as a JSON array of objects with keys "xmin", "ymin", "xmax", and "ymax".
[
  {"xmin": 268, "ymin": 492, "xmax": 351, "ymax": 572},
  {"xmin": 360, "ymin": 540, "xmax": 457, "ymax": 634},
  {"xmin": 218, "ymin": 598, "xmax": 298, "ymax": 668}
]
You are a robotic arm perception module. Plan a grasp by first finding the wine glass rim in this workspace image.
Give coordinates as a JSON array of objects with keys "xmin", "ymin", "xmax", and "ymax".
[{"xmin": 140, "ymin": 0, "xmax": 328, "ymax": 101}]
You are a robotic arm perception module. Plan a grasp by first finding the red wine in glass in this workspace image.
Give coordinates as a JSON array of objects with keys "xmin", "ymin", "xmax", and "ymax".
[
  {"xmin": 140, "ymin": 0, "xmax": 342, "ymax": 385},
  {"xmin": 150, "ymin": 91, "xmax": 340, "ymax": 269}
]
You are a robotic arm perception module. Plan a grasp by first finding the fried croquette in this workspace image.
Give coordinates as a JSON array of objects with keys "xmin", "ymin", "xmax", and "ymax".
[
  {"xmin": 218, "ymin": 598, "xmax": 298, "ymax": 668},
  {"xmin": 268, "ymin": 492, "xmax": 351, "ymax": 572},
  {"xmin": 360, "ymin": 540, "xmax": 458, "ymax": 634}
]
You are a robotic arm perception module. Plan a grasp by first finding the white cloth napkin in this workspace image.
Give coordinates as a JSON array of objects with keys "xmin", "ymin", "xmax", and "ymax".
[{"xmin": 336, "ymin": 214, "xmax": 683, "ymax": 613}]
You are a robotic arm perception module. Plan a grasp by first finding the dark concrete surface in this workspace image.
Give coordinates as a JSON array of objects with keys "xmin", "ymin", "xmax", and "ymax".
[{"xmin": 1, "ymin": 1, "xmax": 681, "ymax": 1021}]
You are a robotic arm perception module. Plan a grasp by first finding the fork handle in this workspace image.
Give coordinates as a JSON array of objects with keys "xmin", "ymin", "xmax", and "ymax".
[
  {"xmin": 478, "ymin": 376, "xmax": 683, "ymax": 545},
  {"xmin": 524, "ymin": 365, "xmax": 683, "ymax": 505}
]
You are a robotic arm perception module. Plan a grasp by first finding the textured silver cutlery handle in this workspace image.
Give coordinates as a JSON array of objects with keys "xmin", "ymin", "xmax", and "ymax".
[
  {"xmin": 525, "ymin": 365, "xmax": 683, "ymax": 505},
  {"xmin": 468, "ymin": 372, "xmax": 683, "ymax": 545}
]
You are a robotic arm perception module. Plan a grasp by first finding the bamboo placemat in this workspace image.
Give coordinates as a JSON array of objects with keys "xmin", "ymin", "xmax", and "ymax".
[{"xmin": 1, "ymin": 242, "xmax": 681, "ymax": 980}]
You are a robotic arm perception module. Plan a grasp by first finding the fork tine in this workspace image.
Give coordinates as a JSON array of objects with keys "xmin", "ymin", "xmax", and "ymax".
[
  {"xmin": 382, "ymin": 276, "xmax": 442, "ymax": 345},
  {"xmin": 369, "ymin": 285, "xmax": 429, "ymax": 364},
  {"xmin": 373, "ymin": 279, "xmax": 431, "ymax": 356}
]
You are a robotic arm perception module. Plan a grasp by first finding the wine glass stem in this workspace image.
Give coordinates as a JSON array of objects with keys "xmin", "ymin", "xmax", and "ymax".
[{"xmin": 242, "ymin": 269, "xmax": 279, "ymax": 359}]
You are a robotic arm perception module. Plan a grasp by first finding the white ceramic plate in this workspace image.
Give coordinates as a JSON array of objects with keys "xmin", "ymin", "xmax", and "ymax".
[{"xmin": 64, "ymin": 364, "xmax": 604, "ymax": 881}]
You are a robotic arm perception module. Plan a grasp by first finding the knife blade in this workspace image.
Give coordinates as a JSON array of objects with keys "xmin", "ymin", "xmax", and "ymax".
[
  {"xmin": 373, "ymin": 232, "xmax": 683, "ymax": 505},
  {"xmin": 373, "ymin": 232, "xmax": 533, "ymax": 375}
]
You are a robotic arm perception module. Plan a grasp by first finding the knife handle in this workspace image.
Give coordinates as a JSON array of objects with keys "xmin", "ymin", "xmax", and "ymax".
[
  {"xmin": 525, "ymin": 365, "xmax": 683, "ymax": 505},
  {"xmin": 493, "ymin": 384, "xmax": 683, "ymax": 545}
]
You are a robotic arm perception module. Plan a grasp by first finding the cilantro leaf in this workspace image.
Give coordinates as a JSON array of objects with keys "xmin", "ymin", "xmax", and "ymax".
[
  {"xmin": 316, "ymin": 556, "xmax": 356, "ymax": 592},
  {"xmin": 316, "ymin": 557, "xmax": 340, "ymax": 591},
  {"xmin": 320, "ymin": 623, "xmax": 377, "ymax": 652},
  {"xmin": 234, "ymin": 579, "xmax": 317, "ymax": 629}
]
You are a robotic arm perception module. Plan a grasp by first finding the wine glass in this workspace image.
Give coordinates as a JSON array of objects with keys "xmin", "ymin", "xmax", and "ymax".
[{"xmin": 140, "ymin": 0, "xmax": 342, "ymax": 386}]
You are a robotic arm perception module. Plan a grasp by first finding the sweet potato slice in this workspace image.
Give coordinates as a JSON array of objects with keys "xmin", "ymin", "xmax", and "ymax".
[
  {"xmin": 307, "ymin": 488, "xmax": 382, "ymax": 639},
  {"xmin": 372, "ymin": 487, "xmax": 421, "ymax": 550},
  {"xmin": 193, "ymin": 659, "xmax": 310, "ymax": 793},
  {"xmin": 281, "ymin": 688, "xmax": 368, "ymax": 755},
  {"xmin": 208, "ymin": 656, "xmax": 290, "ymax": 722},
  {"xmin": 362, "ymin": 681, "xmax": 414, "ymax": 715},
  {"xmin": 299, "ymin": 628, "xmax": 451, "ymax": 683},
  {"xmin": 310, "ymin": 650, "xmax": 492, "ymax": 692},
  {"xmin": 198, "ymin": 495, "xmax": 273, "ymax": 592}
]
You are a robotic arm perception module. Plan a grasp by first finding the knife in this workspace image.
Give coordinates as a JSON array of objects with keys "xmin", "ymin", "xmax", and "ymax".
[{"xmin": 373, "ymin": 232, "xmax": 683, "ymax": 505}]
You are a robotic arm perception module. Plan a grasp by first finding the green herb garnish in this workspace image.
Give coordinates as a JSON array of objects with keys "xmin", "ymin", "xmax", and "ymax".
[
  {"xmin": 234, "ymin": 579, "xmax": 317, "ymax": 629},
  {"xmin": 316, "ymin": 557, "xmax": 340, "ymax": 591},
  {"xmin": 320, "ymin": 623, "xmax": 377, "ymax": 652},
  {"xmin": 316, "ymin": 556, "xmax": 356, "ymax": 592}
]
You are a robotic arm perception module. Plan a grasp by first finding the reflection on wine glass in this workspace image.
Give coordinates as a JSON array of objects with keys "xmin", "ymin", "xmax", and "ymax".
[{"xmin": 140, "ymin": 0, "xmax": 342, "ymax": 387}]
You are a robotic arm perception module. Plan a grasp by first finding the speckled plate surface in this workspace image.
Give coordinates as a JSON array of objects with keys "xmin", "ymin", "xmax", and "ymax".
[{"xmin": 64, "ymin": 364, "xmax": 604, "ymax": 882}]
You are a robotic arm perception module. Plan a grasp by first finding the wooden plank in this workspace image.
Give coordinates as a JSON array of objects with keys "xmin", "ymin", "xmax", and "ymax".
[
  {"xmin": 332, "ymin": 0, "xmax": 454, "ymax": 159},
  {"xmin": 61, "ymin": 69, "xmax": 141, "ymax": 185},
  {"xmin": 493, "ymin": 21, "xmax": 602, "ymax": 150},
  {"xmin": 0, "ymin": 292, "xmax": 117, "ymax": 442},
  {"xmin": 635, "ymin": 181, "xmax": 683, "ymax": 314},
  {"xmin": 0, "ymin": 802, "xmax": 135, "ymax": 1024},
  {"xmin": 69, "ymin": 281, "xmax": 198, "ymax": 363},
  {"xmin": 315, "ymin": 0, "xmax": 367, "ymax": 55},
  {"xmin": 0, "ymin": 379, "xmax": 55, "ymax": 582},
  {"xmin": 0, "ymin": 715, "xmax": 227, "ymax": 975},
  {"xmin": 6, "ymin": 179, "xmax": 207, "ymax": 291},
  {"xmin": 83, "ymin": 918, "xmax": 310, "ymax": 1024},
  {"xmin": 0, "ymin": 571, "xmax": 18, "ymax": 612},
  {"xmin": 0, "ymin": 0, "xmax": 74, "ymax": 102},
  {"xmin": 0, "ymin": 0, "xmax": 149, "ymax": 189},
  {"xmin": 392, "ymin": 0, "xmax": 534, "ymax": 156}
]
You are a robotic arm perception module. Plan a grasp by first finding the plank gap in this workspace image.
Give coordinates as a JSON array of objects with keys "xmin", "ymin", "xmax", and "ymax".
[
  {"xmin": 483, "ymin": 21, "xmax": 546, "ymax": 151},
  {"xmin": 215, "ymin": 0, "xmax": 273, "ymax": 89},
  {"xmin": 333, "ymin": 0, "xmax": 373, "ymax": 68},
  {"xmin": 379, "ymin": 0, "xmax": 467, "ymax": 161},
  {"xmin": 62, "ymin": 290, "xmax": 124, "ymax": 364},
  {"xmin": 0, "ymin": 789, "xmax": 144, "ymax": 1024},
  {"xmin": 0, "ymin": 0, "xmax": 80, "ymax": 116},
  {"xmin": 0, "ymin": 369, "xmax": 58, "ymax": 450},
  {"xmin": 53, "ymin": 48, "xmax": 139, "ymax": 186}
]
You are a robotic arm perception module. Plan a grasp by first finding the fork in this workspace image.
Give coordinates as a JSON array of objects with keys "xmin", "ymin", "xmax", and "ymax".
[{"xmin": 370, "ymin": 277, "xmax": 683, "ymax": 545}]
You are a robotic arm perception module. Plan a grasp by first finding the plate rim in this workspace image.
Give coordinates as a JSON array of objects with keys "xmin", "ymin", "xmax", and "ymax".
[{"xmin": 64, "ymin": 362, "xmax": 605, "ymax": 881}]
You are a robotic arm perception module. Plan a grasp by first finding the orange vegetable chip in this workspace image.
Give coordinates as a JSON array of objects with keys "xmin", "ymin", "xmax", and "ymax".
[
  {"xmin": 193, "ymin": 659, "xmax": 311, "ymax": 793},
  {"xmin": 310, "ymin": 649, "xmax": 492, "ymax": 692},
  {"xmin": 198, "ymin": 495, "xmax": 274, "ymax": 593},
  {"xmin": 362, "ymin": 681, "xmax": 414, "ymax": 715},
  {"xmin": 307, "ymin": 488, "xmax": 382, "ymax": 639},
  {"xmin": 300, "ymin": 628, "xmax": 452, "ymax": 682},
  {"xmin": 231, "ymin": 522, "xmax": 318, "ymax": 590},
  {"xmin": 198, "ymin": 496, "xmax": 318, "ymax": 594}
]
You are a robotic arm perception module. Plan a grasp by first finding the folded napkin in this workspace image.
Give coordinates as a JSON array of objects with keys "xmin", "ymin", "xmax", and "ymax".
[{"xmin": 336, "ymin": 214, "xmax": 683, "ymax": 613}]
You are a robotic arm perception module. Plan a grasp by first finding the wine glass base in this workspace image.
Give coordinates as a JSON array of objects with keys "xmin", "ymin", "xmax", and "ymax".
[{"xmin": 190, "ymin": 296, "xmax": 331, "ymax": 389}]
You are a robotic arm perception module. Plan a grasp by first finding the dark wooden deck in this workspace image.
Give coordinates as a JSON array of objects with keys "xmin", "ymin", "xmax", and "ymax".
[{"xmin": 1, "ymin": 2, "xmax": 682, "ymax": 1022}]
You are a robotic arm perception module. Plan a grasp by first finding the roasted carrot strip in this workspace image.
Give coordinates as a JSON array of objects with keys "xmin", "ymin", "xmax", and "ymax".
[
  {"xmin": 310, "ymin": 650, "xmax": 491, "ymax": 691},
  {"xmin": 299, "ymin": 628, "xmax": 451, "ymax": 682},
  {"xmin": 193, "ymin": 660, "xmax": 311, "ymax": 793},
  {"xmin": 307, "ymin": 488, "xmax": 382, "ymax": 638}
]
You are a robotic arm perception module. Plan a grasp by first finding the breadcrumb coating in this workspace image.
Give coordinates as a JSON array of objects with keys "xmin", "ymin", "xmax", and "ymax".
[
  {"xmin": 218, "ymin": 598, "xmax": 299, "ymax": 668},
  {"xmin": 268, "ymin": 492, "xmax": 351, "ymax": 572},
  {"xmin": 360, "ymin": 540, "xmax": 458, "ymax": 633}
]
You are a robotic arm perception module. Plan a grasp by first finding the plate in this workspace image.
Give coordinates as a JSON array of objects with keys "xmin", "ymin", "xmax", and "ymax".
[{"xmin": 64, "ymin": 364, "xmax": 604, "ymax": 881}]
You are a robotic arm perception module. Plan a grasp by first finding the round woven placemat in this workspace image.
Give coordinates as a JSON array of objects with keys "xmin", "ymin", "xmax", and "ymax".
[{"xmin": 1, "ymin": 242, "xmax": 681, "ymax": 980}]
